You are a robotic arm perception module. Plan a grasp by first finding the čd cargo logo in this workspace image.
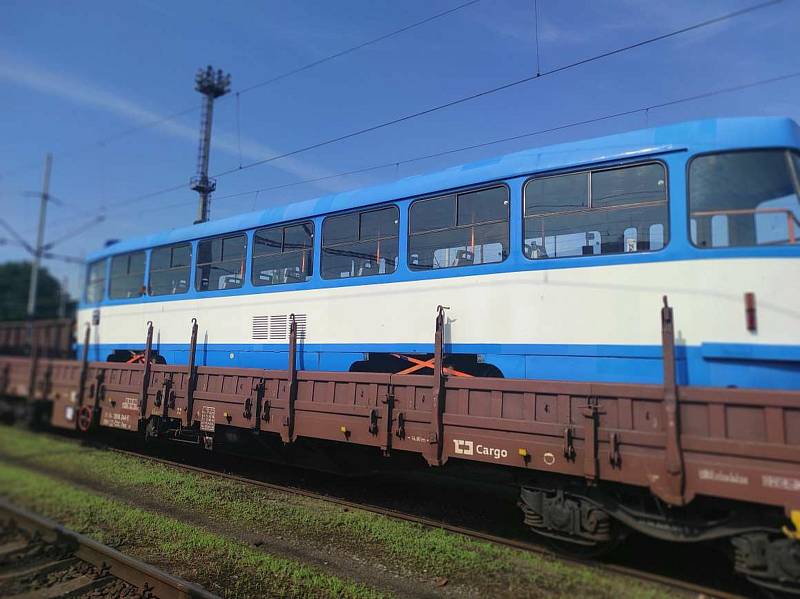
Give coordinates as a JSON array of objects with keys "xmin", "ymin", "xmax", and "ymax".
[{"xmin": 453, "ymin": 439, "xmax": 508, "ymax": 460}]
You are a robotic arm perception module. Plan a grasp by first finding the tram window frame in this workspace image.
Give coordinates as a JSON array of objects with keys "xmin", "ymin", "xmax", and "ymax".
[
  {"xmin": 149, "ymin": 242, "xmax": 192, "ymax": 297},
  {"xmin": 85, "ymin": 259, "xmax": 107, "ymax": 303},
  {"xmin": 522, "ymin": 161, "xmax": 669, "ymax": 261},
  {"xmin": 321, "ymin": 205, "xmax": 400, "ymax": 280},
  {"xmin": 687, "ymin": 148, "xmax": 800, "ymax": 249},
  {"xmin": 408, "ymin": 184, "xmax": 510, "ymax": 271},
  {"xmin": 109, "ymin": 251, "xmax": 147, "ymax": 300},
  {"xmin": 195, "ymin": 233, "xmax": 247, "ymax": 292},
  {"xmin": 251, "ymin": 221, "xmax": 314, "ymax": 287}
]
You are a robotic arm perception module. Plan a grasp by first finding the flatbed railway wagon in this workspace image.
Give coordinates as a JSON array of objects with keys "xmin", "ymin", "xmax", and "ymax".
[{"xmin": 2, "ymin": 117, "xmax": 799, "ymax": 594}]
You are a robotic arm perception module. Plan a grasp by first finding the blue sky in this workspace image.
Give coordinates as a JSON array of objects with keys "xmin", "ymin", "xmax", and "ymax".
[{"xmin": 1, "ymin": 0, "xmax": 797, "ymax": 296}]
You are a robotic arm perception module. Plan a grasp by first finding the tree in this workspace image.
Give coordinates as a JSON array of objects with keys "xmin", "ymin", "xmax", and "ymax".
[{"xmin": 0, "ymin": 261, "xmax": 75, "ymax": 321}]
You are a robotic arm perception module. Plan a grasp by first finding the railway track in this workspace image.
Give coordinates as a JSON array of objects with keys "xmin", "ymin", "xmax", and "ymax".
[
  {"xmin": 0, "ymin": 497, "xmax": 219, "ymax": 599},
  {"xmin": 106, "ymin": 446, "xmax": 750, "ymax": 599}
]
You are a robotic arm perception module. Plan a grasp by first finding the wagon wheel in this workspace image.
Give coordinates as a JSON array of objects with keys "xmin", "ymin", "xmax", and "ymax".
[
  {"xmin": 76, "ymin": 405, "xmax": 95, "ymax": 433},
  {"xmin": 538, "ymin": 522, "xmax": 627, "ymax": 559}
]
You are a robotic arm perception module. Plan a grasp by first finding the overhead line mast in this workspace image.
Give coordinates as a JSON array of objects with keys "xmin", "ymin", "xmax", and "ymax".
[
  {"xmin": 27, "ymin": 153, "xmax": 53, "ymax": 320},
  {"xmin": 191, "ymin": 65, "xmax": 231, "ymax": 224}
]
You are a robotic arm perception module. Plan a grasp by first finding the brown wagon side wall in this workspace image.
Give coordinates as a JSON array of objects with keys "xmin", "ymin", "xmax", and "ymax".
[
  {"xmin": 0, "ymin": 319, "xmax": 74, "ymax": 359},
  {"xmin": 1, "ymin": 351, "xmax": 798, "ymax": 516}
]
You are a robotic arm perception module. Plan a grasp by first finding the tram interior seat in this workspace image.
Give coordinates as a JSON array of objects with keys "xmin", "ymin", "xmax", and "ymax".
[
  {"xmin": 455, "ymin": 249, "xmax": 474, "ymax": 266},
  {"xmin": 359, "ymin": 261, "xmax": 379, "ymax": 276},
  {"xmin": 285, "ymin": 268, "xmax": 305, "ymax": 281},
  {"xmin": 219, "ymin": 275, "xmax": 242, "ymax": 289},
  {"xmin": 523, "ymin": 243, "xmax": 548, "ymax": 259}
]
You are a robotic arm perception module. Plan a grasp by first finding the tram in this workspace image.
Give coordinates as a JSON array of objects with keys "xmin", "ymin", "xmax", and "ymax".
[{"xmin": 79, "ymin": 116, "xmax": 800, "ymax": 390}]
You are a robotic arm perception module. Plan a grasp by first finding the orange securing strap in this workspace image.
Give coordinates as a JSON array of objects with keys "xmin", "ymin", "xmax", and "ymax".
[{"xmin": 392, "ymin": 353, "xmax": 473, "ymax": 377}]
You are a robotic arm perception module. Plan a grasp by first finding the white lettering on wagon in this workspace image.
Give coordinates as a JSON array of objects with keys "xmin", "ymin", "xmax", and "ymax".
[
  {"xmin": 477, "ymin": 444, "xmax": 508, "ymax": 460},
  {"xmin": 452, "ymin": 439, "xmax": 509, "ymax": 460},
  {"xmin": 762, "ymin": 475, "xmax": 800, "ymax": 492},
  {"xmin": 698, "ymin": 468, "xmax": 749, "ymax": 485},
  {"xmin": 408, "ymin": 434, "xmax": 434, "ymax": 444},
  {"xmin": 100, "ymin": 411, "xmax": 133, "ymax": 431},
  {"xmin": 199, "ymin": 406, "xmax": 216, "ymax": 432}
]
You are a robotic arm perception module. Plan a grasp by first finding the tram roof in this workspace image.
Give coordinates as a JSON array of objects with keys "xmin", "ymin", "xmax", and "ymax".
[{"xmin": 88, "ymin": 116, "xmax": 800, "ymax": 261}]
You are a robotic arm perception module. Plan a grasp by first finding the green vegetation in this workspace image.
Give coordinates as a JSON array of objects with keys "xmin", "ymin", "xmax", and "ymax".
[
  {"xmin": 0, "ymin": 261, "xmax": 74, "ymax": 321},
  {"xmin": 0, "ymin": 426, "xmax": 678, "ymax": 598},
  {"xmin": 0, "ymin": 460, "xmax": 383, "ymax": 598}
]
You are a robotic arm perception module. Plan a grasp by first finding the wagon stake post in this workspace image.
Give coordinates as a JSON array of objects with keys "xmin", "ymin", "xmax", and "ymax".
[
  {"xmin": 425, "ymin": 305, "xmax": 449, "ymax": 467},
  {"xmin": 186, "ymin": 318, "xmax": 199, "ymax": 427},
  {"xmin": 74, "ymin": 322, "xmax": 100, "ymax": 434},
  {"xmin": 75, "ymin": 323, "xmax": 91, "ymax": 430},
  {"xmin": 138, "ymin": 321, "xmax": 154, "ymax": 422},
  {"xmin": 281, "ymin": 313, "xmax": 298, "ymax": 443},
  {"xmin": 660, "ymin": 295, "xmax": 685, "ymax": 506},
  {"xmin": 25, "ymin": 326, "xmax": 39, "ymax": 422}
]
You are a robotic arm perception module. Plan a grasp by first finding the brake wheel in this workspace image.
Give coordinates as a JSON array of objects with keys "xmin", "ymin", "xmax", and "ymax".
[{"xmin": 76, "ymin": 405, "xmax": 94, "ymax": 433}]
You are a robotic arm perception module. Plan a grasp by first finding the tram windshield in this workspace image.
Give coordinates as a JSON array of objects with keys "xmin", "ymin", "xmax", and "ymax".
[{"xmin": 689, "ymin": 150, "xmax": 800, "ymax": 248}]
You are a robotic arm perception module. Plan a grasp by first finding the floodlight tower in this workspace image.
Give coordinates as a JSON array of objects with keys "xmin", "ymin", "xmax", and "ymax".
[{"xmin": 191, "ymin": 65, "xmax": 231, "ymax": 224}]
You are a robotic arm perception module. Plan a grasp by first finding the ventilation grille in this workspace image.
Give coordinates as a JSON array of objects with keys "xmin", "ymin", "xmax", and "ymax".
[
  {"xmin": 251, "ymin": 314, "xmax": 307, "ymax": 341},
  {"xmin": 294, "ymin": 314, "xmax": 307, "ymax": 340},
  {"xmin": 269, "ymin": 315, "xmax": 287, "ymax": 340},
  {"xmin": 252, "ymin": 316, "xmax": 270, "ymax": 340}
]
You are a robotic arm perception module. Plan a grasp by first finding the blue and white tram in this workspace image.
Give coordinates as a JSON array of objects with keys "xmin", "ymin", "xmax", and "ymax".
[{"xmin": 78, "ymin": 117, "xmax": 800, "ymax": 390}]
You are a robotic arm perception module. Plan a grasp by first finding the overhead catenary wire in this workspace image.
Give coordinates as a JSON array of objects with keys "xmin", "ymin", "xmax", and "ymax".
[
  {"xmin": 0, "ymin": 218, "xmax": 34, "ymax": 253},
  {"xmin": 209, "ymin": 0, "xmax": 783, "ymax": 180},
  {"xmin": 236, "ymin": 92, "xmax": 243, "ymax": 168},
  {"xmin": 20, "ymin": 0, "xmax": 792, "ymax": 248},
  {"xmin": 234, "ymin": 0, "xmax": 480, "ymax": 95},
  {"xmin": 0, "ymin": 106, "xmax": 201, "ymax": 179},
  {"xmin": 0, "ymin": 2, "xmax": 478, "ymax": 179},
  {"xmin": 68, "ymin": 68, "xmax": 799, "ymax": 223},
  {"xmin": 208, "ymin": 70, "xmax": 800, "ymax": 202},
  {"xmin": 533, "ymin": 0, "xmax": 541, "ymax": 76},
  {"xmin": 42, "ymin": 215, "xmax": 106, "ymax": 251},
  {"xmin": 64, "ymin": 0, "xmax": 779, "ymax": 221},
  {"xmin": 37, "ymin": 68, "xmax": 800, "ymax": 232}
]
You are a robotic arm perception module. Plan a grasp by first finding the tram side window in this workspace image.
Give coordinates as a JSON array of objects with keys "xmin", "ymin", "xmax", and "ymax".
[
  {"xmin": 523, "ymin": 163, "xmax": 668, "ymax": 259},
  {"xmin": 689, "ymin": 150, "xmax": 800, "ymax": 248},
  {"xmin": 149, "ymin": 243, "xmax": 191, "ymax": 296},
  {"xmin": 252, "ymin": 221, "xmax": 314, "ymax": 286},
  {"xmin": 195, "ymin": 234, "xmax": 246, "ymax": 291},
  {"xmin": 85, "ymin": 259, "xmax": 106, "ymax": 303},
  {"xmin": 109, "ymin": 251, "xmax": 146, "ymax": 299},
  {"xmin": 321, "ymin": 206, "xmax": 399, "ymax": 279},
  {"xmin": 408, "ymin": 186, "xmax": 509, "ymax": 270}
]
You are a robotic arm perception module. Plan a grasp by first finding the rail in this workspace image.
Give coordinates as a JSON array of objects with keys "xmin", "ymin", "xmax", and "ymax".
[
  {"xmin": 103, "ymin": 445, "xmax": 749, "ymax": 599},
  {"xmin": 0, "ymin": 497, "xmax": 220, "ymax": 599}
]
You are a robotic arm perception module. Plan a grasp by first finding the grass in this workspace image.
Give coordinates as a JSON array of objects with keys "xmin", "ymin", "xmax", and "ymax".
[
  {"xmin": 0, "ymin": 425, "xmax": 679, "ymax": 598},
  {"xmin": 0, "ymin": 460, "xmax": 384, "ymax": 599}
]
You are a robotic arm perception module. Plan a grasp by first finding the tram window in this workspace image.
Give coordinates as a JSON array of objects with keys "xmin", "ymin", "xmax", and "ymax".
[
  {"xmin": 592, "ymin": 163, "xmax": 666, "ymax": 207},
  {"xmin": 109, "ymin": 251, "xmax": 146, "ymax": 299},
  {"xmin": 524, "ymin": 163, "xmax": 668, "ymax": 260},
  {"xmin": 252, "ymin": 221, "xmax": 313, "ymax": 286},
  {"xmin": 525, "ymin": 172, "xmax": 587, "ymax": 216},
  {"xmin": 689, "ymin": 150, "xmax": 800, "ymax": 248},
  {"xmin": 85, "ymin": 259, "xmax": 106, "ymax": 303},
  {"xmin": 411, "ymin": 195, "xmax": 455, "ymax": 232},
  {"xmin": 195, "ymin": 234, "xmax": 246, "ymax": 292},
  {"xmin": 409, "ymin": 186, "xmax": 509, "ymax": 270},
  {"xmin": 149, "ymin": 243, "xmax": 191, "ymax": 296},
  {"xmin": 321, "ymin": 206, "xmax": 399, "ymax": 279}
]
